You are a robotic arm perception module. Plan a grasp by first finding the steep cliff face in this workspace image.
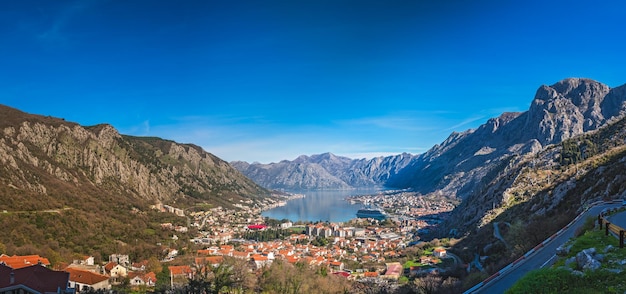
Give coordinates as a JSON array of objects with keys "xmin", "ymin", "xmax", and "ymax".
[
  {"xmin": 231, "ymin": 156, "xmax": 352, "ymax": 190},
  {"xmin": 525, "ymin": 78, "xmax": 611, "ymax": 143},
  {"xmin": 232, "ymin": 152, "xmax": 416, "ymax": 190},
  {"xmin": 0, "ymin": 105, "xmax": 269, "ymax": 211},
  {"xmin": 388, "ymin": 78, "xmax": 626, "ymax": 201},
  {"xmin": 445, "ymin": 112, "xmax": 626, "ymax": 279},
  {"xmin": 235, "ymin": 79, "xmax": 626, "ymax": 194}
]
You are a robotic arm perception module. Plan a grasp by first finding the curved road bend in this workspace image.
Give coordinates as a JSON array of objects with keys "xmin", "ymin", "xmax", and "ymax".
[
  {"xmin": 473, "ymin": 203, "xmax": 622, "ymax": 294},
  {"xmin": 609, "ymin": 208, "xmax": 626, "ymax": 229}
]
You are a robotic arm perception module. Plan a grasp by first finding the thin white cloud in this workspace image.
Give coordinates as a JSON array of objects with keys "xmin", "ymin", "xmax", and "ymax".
[
  {"xmin": 117, "ymin": 113, "xmax": 451, "ymax": 163},
  {"xmin": 337, "ymin": 113, "xmax": 443, "ymax": 132},
  {"xmin": 37, "ymin": 1, "xmax": 94, "ymax": 44},
  {"xmin": 442, "ymin": 106, "xmax": 527, "ymax": 132},
  {"xmin": 142, "ymin": 120, "xmax": 150, "ymax": 134},
  {"xmin": 444, "ymin": 116, "xmax": 486, "ymax": 131}
]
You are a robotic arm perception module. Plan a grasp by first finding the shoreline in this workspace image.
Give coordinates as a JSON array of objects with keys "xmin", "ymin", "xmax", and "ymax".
[{"xmin": 261, "ymin": 192, "xmax": 306, "ymax": 211}]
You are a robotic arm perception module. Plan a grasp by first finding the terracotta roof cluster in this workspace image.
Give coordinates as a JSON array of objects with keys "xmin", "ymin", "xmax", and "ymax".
[{"xmin": 0, "ymin": 254, "xmax": 51, "ymax": 269}]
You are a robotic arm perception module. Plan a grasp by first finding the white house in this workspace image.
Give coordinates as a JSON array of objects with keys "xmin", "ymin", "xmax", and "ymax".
[
  {"xmin": 433, "ymin": 247, "xmax": 447, "ymax": 258},
  {"xmin": 104, "ymin": 262, "xmax": 127, "ymax": 278},
  {"xmin": 73, "ymin": 256, "xmax": 95, "ymax": 266},
  {"xmin": 129, "ymin": 272, "xmax": 157, "ymax": 287}
]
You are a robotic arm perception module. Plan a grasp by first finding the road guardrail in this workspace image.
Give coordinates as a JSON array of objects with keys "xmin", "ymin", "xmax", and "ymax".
[{"xmin": 463, "ymin": 200, "xmax": 609, "ymax": 294}]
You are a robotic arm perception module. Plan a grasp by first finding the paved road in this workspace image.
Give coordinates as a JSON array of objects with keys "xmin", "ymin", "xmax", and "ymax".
[
  {"xmin": 609, "ymin": 207, "xmax": 626, "ymax": 228},
  {"xmin": 472, "ymin": 203, "xmax": 621, "ymax": 294}
]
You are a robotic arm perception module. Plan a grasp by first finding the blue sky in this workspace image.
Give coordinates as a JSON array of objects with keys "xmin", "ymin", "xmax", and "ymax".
[{"xmin": 2, "ymin": 0, "xmax": 626, "ymax": 163}]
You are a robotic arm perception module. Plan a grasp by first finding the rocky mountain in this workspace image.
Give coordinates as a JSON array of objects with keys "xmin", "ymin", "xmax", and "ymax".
[
  {"xmin": 389, "ymin": 78, "xmax": 626, "ymax": 197},
  {"xmin": 446, "ymin": 102, "xmax": 626, "ymax": 286},
  {"xmin": 0, "ymin": 105, "xmax": 270, "ymax": 211},
  {"xmin": 231, "ymin": 152, "xmax": 416, "ymax": 190},
  {"xmin": 0, "ymin": 105, "xmax": 271, "ymax": 259},
  {"xmin": 455, "ymin": 111, "xmax": 626, "ymax": 231},
  {"xmin": 235, "ymin": 79, "xmax": 626, "ymax": 203}
]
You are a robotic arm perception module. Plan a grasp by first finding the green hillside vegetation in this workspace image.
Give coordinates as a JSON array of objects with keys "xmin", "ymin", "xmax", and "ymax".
[
  {"xmin": 558, "ymin": 116, "xmax": 626, "ymax": 167},
  {"xmin": 0, "ymin": 141, "xmax": 193, "ymax": 264},
  {"xmin": 0, "ymin": 206, "xmax": 191, "ymax": 264},
  {"xmin": 0, "ymin": 105, "xmax": 271, "ymax": 265}
]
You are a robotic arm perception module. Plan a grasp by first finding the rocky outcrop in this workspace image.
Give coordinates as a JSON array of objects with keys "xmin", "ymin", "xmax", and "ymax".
[
  {"xmin": 447, "ymin": 113, "xmax": 626, "ymax": 236},
  {"xmin": 232, "ymin": 152, "xmax": 416, "ymax": 190},
  {"xmin": 0, "ymin": 105, "xmax": 270, "ymax": 210},
  {"xmin": 231, "ymin": 158, "xmax": 351, "ymax": 190},
  {"xmin": 389, "ymin": 79, "xmax": 626, "ymax": 199},
  {"xmin": 576, "ymin": 248, "xmax": 602, "ymax": 271}
]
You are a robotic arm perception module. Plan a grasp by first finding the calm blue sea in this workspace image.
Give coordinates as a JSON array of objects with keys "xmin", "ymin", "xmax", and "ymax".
[{"xmin": 261, "ymin": 188, "xmax": 385, "ymax": 223}]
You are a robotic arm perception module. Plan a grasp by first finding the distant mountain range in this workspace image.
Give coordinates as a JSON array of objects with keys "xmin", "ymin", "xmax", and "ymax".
[
  {"xmin": 233, "ymin": 78, "xmax": 626, "ymax": 233},
  {"xmin": 233, "ymin": 77, "xmax": 626, "ymax": 275},
  {"xmin": 231, "ymin": 152, "xmax": 415, "ymax": 190},
  {"xmin": 2, "ymin": 78, "xmax": 626, "ymax": 279},
  {"xmin": 233, "ymin": 78, "xmax": 626, "ymax": 199}
]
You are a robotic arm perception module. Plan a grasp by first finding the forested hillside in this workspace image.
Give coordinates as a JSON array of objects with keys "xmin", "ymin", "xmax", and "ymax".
[{"xmin": 0, "ymin": 105, "xmax": 273, "ymax": 262}]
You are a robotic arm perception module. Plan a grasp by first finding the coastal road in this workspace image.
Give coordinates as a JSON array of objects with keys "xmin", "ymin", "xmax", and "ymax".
[{"xmin": 470, "ymin": 202, "xmax": 622, "ymax": 294}]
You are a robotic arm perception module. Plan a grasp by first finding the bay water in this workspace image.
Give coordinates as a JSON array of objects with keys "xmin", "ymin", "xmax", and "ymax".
[{"xmin": 261, "ymin": 188, "xmax": 385, "ymax": 223}]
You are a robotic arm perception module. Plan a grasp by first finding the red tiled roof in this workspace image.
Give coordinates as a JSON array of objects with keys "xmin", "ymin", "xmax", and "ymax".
[
  {"xmin": 65, "ymin": 267, "xmax": 109, "ymax": 285},
  {"xmin": 104, "ymin": 262, "xmax": 118, "ymax": 271},
  {"xmin": 220, "ymin": 245, "xmax": 234, "ymax": 251},
  {"xmin": 168, "ymin": 265, "xmax": 192, "ymax": 276},
  {"xmin": 232, "ymin": 251, "xmax": 249, "ymax": 259},
  {"xmin": 128, "ymin": 271, "xmax": 157, "ymax": 283},
  {"xmin": 145, "ymin": 271, "xmax": 157, "ymax": 282},
  {"xmin": 197, "ymin": 249, "xmax": 211, "ymax": 255},
  {"xmin": 384, "ymin": 262, "xmax": 403, "ymax": 276},
  {"xmin": 195, "ymin": 256, "xmax": 223, "ymax": 265},
  {"xmin": 132, "ymin": 260, "xmax": 149, "ymax": 268},
  {"xmin": 0, "ymin": 255, "xmax": 51, "ymax": 269}
]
